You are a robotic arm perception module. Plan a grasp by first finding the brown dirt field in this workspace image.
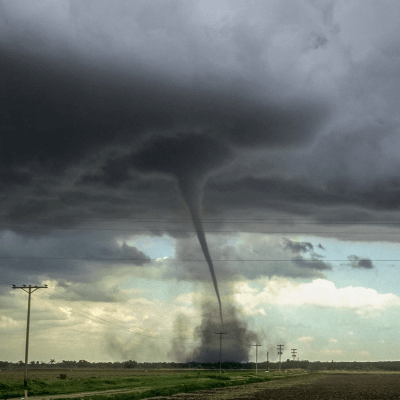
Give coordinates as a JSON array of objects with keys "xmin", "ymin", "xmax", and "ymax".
[
  {"xmin": 148, "ymin": 373, "xmax": 400, "ymax": 400},
  {"xmin": 246, "ymin": 373, "xmax": 400, "ymax": 400}
]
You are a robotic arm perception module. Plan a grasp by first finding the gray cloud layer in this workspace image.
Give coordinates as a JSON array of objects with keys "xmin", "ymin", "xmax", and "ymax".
[{"xmin": 166, "ymin": 234, "xmax": 331, "ymax": 281}]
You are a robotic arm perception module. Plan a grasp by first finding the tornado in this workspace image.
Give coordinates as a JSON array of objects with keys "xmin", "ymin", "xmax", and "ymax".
[
  {"xmin": 131, "ymin": 132, "xmax": 230, "ymax": 327},
  {"xmin": 179, "ymin": 178, "xmax": 224, "ymax": 328}
]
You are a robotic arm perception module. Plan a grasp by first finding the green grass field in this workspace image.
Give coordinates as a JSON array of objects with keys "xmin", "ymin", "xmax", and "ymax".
[{"xmin": 0, "ymin": 368, "xmax": 307, "ymax": 399}]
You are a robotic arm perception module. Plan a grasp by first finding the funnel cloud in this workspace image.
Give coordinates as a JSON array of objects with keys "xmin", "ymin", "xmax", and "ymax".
[
  {"xmin": 178, "ymin": 179, "xmax": 224, "ymax": 327},
  {"xmin": 131, "ymin": 133, "xmax": 231, "ymax": 326}
]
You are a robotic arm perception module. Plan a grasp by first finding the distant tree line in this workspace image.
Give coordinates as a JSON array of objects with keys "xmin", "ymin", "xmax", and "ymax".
[{"xmin": 2, "ymin": 359, "xmax": 400, "ymax": 371}]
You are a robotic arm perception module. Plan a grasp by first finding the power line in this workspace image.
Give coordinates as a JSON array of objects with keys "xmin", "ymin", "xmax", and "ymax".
[
  {"xmin": 0, "ymin": 272, "xmax": 198, "ymax": 342},
  {"xmin": 2, "ymin": 216, "xmax": 400, "ymax": 224},
  {"xmin": 2, "ymin": 225, "xmax": 400, "ymax": 233},
  {"xmin": 36, "ymin": 292, "xmax": 159, "ymax": 336},
  {"xmin": 0, "ymin": 256, "xmax": 398, "ymax": 262},
  {"xmin": 28, "ymin": 285, "xmax": 200, "ymax": 342},
  {"xmin": 45, "ymin": 287, "xmax": 193, "ymax": 339},
  {"xmin": 49, "ymin": 288, "xmax": 163, "ymax": 333},
  {"xmin": 35, "ymin": 292, "xmax": 160, "ymax": 338},
  {"xmin": 34, "ymin": 291, "xmax": 198, "ymax": 342}
]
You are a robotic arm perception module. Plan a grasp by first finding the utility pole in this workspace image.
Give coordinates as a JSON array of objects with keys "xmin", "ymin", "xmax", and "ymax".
[
  {"xmin": 291, "ymin": 349, "xmax": 297, "ymax": 361},
  {"xmin": 267, "ymin": 351, "xmax": 269, "ymax": 372},
  {"xmin": 13, "ymin": 284, "xmax": 48, "ymax": 399},
  {"xmin": 252, "ymin": 344, "xmax": 261, "ymax": 374},
  {"xmin": 277, "ymin": 344, "xmax": 284, "ymax": 372},
  {"xmin": 215, "ymin": 332, "xmax": 226, "ymax": 373}
]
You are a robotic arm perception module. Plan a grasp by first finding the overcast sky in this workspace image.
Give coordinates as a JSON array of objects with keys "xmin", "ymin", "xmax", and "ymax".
[{"xmin": 2, "ymin": 0, "xmax": 400, "ymax": 364}]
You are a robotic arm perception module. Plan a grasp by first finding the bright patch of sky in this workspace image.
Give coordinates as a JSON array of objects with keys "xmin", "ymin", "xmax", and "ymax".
[
  {"xmin": 124, "ymin": 233, "xmax": 400, "ymax": 298},
  {"xmin": 300, "ymin": 236, "xmax": 400, "ymax": 296},
  {"xmin": 231, "ymin": 277, "xmax": 400, "ymax": 362},
  {"xmin": 125, "ymin": 235, "xmax": 176, "ymax": 259},
  {"xmin": 122, "ymin": 276, "xmax": 195, "ymax": 303}
]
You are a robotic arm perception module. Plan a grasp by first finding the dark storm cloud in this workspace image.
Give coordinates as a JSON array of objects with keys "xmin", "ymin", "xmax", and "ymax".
[
  {"xmin": 0, "ymin": 0, "xmax": 400, "ymax": 287},
  {"xmin": 283, "ymin": 238, "xmax": 314, "ymax": 253},
  {"xmin": 0, "ymin": 230, "xmax": 151, "ymax": 285},
  {"xmin": 0, "ymin": 45, "xmax": 325, "ymax": 181},
  {"xmin": 303, "ymin": 122, "xmax": 400, "ymax": 212},
  {"xmin": 0, "ymin": 0, "xmax": 329, "ymax": 321},
  {"xmin": 130, "ymin": 133, "xmax": 232, "ymax": 181},
  {"xmin": 283, "ymin": 238, "xmax": 331, "ymax": 269},
  {"xmin": 347, "ymin": 255, "xmax": 374, "ymax": 270},
  {"xmin": 291, "ymin": 256, "xmax": 332, "ymax": 271},
  {"xmin": 206, "ymin": 176, "xmax": 341, "ymax": 210},
  {"xmin": 0, "ymin": 32, "xmax": 327, "ymax": 234},
  {"xmin": 205, "ymin": 173, "xmax": 400, "ymax": 224},
  {"xmin": 0, "ymin": 1, "xmax": 327, "ymax": 188}
]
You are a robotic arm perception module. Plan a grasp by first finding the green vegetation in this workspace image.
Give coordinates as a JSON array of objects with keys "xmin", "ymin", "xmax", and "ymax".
[{"xmin": 0, "ymin": 369, "xmax": 306, "ymax": 399}]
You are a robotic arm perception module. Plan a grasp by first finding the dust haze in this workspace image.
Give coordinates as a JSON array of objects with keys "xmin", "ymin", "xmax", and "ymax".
[{"xmin": 169, "ymin": 300, "xmax": 258, "ymax": 363}]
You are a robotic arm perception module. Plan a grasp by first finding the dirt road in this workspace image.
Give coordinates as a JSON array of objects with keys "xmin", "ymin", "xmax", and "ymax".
[{"xmin": 7, "ymin": 387, "xmax": 155, "ymax": 400}]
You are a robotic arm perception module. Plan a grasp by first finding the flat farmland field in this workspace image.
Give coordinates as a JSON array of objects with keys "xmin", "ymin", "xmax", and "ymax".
[
  {"xmin": 239, "ymin": 372, "xmax": 400, "ymax": 400},
  {"xmin": 0, "ymin": 368, "xmax": 305, "ymax": 399},
  {"xmin": 3, "ymin": 370, "xmax": 400, "ymax": 400}
]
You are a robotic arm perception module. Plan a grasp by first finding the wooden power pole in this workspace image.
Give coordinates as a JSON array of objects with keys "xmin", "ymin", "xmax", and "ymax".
[
  {"xmin": 252, "ymin": 344, "xmax": 261, "ymax": 374},
  {"xmin": 277, "ymin": 344, "xmax": 284, "ymax": 372},
  {"xmin": 13, "ymin": 284, "xmax": 48, "ymax": 399},
  {"xmin": 215, "ymin": 332, "xmax": 226, "ymax": 373}
]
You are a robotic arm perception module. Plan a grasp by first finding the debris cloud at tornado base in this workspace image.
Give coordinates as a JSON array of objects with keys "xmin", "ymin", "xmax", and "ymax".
[{"xmin": 169, "ymin": 300, "xmax": 258, "ymax": 363}]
